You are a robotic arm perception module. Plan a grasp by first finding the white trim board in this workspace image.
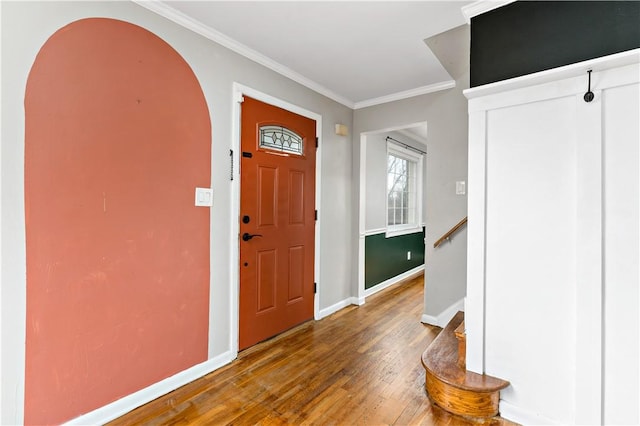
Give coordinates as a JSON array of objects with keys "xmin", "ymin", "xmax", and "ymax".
[
  {"xmin": 363, "ymin": 224, "xmax": 426, "ymax": 238},
  {"xmin": 421, "ymin": 298, "xmax": 465, "ymax": 328},
  {"xmin": 363, "ymin": 227, "xmax": 386, "ymax": 237},
  {"xmin": 350, "ymin": 296, "xmax": 366, "ymax": 306},
  {"xmin": 460, "ymin": 0, "xmax": 517, "ymax": 24},
  {"xmin": 318, "ymin": 298, "xmax": 354, "ymax": 320},
  {"xmin": 360, "ymin": 121, "xmax": 432, "ymax": 137},
  {"xmin": 357, "ymin": 134, "xmax": 367, "ymax": 304},
  {"xmin": 364, "ymin": 265, "xmax": 424, "ymax": 299},
  {"xmin": 63, "ymin": 351, "xmax": 236, "ymax": 425},
  {"xmin": 321, "ymin": 266, "xmax": 424, "ymax": 318},
  {"xmin": 498, "ymin": 400, "xmax": 564, "ymax": 426},
  {"xmin": 353, "ymin": 80, "xmax": 455, "ymax": 110}
]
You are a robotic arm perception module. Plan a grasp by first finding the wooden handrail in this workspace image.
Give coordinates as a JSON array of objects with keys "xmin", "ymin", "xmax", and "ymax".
[{"xmin": 433, "ymin": 217, "xmax": 468, "ymax": 248}]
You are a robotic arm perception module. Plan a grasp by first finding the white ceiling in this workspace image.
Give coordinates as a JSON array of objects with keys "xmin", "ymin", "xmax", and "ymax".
[{"xmin": 149, "ymin": 1, "xmax": 472, "ymax": 108}]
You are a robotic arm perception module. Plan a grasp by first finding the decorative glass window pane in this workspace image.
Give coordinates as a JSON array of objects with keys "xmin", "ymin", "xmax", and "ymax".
[{"xmin": 259, "ymin": 125, "xmax": 304, "ymax": 155}]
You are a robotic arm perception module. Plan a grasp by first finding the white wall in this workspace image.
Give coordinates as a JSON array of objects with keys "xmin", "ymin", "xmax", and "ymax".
[
  {"xmin": 485, "ymin": 96, "xmax": 578, "ymax": 424},
  {"xmin": 364, "ymin": 132, "xmax": 388, "ymax": 232},
  {"xmin": 353, "ymin": 74, "xmax": 469, "ymax": 318},
  {"xmin": 1, "ymin": 1, "xmax": 353, "ymax": 423},
  {"xmin": 465, "ymin": 53, "xmax": 640, "ymax": 425},
  {"xmin": 354, "ymin": 24, "xmax": 470, "ymax": 320}
]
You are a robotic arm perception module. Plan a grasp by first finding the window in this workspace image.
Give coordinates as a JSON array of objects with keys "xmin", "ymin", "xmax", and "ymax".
[
  {"xmin": 386, "ymin": 142, "xmax": 423, "ymax": 237},
  {"xmin": 259, "ymin": 125, "xmax": 303, "ymax": 155}
]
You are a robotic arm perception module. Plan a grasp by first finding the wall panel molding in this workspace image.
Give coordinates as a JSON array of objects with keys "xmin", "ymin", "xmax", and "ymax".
[{"xmin": 465, "ymin": 52, "xmax": 639, "ymax": 424}]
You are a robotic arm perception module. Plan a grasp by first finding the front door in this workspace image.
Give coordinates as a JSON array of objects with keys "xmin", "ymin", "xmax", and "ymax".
[{"xmin": 239, "ymin": 96, "xmax": 316, "ymax": 350}]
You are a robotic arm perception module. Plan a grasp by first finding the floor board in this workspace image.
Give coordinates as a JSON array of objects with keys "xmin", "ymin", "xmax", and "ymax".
[{"xmin": 108, "ymin": 275, "xmax": 517, "ymax": 425}]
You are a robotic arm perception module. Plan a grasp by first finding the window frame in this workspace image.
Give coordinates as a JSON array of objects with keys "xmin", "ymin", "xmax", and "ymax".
[
  {"xmin": 385, "ymin": 142, "xmax": 424, "ymax": 238},
  {"xmin": 258, "ymin": 124, "xmax": 305, "ymax": 156}
]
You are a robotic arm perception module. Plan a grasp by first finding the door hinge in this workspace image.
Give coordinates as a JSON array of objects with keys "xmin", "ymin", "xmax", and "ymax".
[
  {"xmin": 315, "ymin": 210, "xmax": 318, "ymax": 221},
  {"xmin": 230, "ymin": 149, "xmax": 234, "ymax": 181},
  {"xmin": 314, "ymin": 282, "xmax": 317, "ymax": 294},
  {"xmin": 315, "ymin": 137, "xmax": 319, "ymax": 148}
]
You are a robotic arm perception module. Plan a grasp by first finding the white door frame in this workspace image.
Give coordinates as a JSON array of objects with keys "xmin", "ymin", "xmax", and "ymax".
[{"xmin": 230, "ymin": 83, "xmax": 322, "ymax": 356}]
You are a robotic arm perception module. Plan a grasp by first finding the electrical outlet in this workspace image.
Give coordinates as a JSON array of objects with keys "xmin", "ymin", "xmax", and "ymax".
[{"xmin": 407, "ymin": 251, "xmax": 411, "ymax": 260}]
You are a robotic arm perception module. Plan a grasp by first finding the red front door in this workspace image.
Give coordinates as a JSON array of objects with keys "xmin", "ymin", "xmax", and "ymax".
[{"xmin": 239, "ymin": 96, "xmax": 316, "ymax": 350}]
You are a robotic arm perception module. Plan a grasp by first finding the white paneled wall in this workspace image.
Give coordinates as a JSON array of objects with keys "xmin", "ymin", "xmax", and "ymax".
[
  {"xmin": 602, "ymin": 82, "xmax": 639, "ymax": 425},
  {"xmin": 485, "ymin": 96, "xmax": 578, "ymax": 424},
  {"xmin": 465, "ymin": 52, "xmax": 639, "ymax": 425}
]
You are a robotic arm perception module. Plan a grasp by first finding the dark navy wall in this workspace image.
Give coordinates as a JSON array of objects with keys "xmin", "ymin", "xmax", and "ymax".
[
  {"xmin": 470, "ymin": 1, "xmax": 640, "ymax": 87},
  {"xmin": 365, "ymin": 229, "xmax": 425, "ymax": 289}
]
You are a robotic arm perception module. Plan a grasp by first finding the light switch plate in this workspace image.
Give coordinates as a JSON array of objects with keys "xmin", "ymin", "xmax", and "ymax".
[
  {"xmin": 195, "ymin": 187, "xmax": 213, "ymax": 206},
  {"xmin": 456, "ymin": 181, "xmax": 466, "ymax": 195}
]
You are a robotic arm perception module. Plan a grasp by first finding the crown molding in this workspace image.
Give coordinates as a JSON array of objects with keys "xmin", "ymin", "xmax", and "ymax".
[
  {"xmin": 353, "ymin": 80, "xmax": 456, "ymax": 110},
  {"xmin": 133, "ymin": 0, "xmax": 459, "ymax": 111},
  {"xmin": 132, "ymin": 0, "xmax": 355, "ymax": 108},
  {"xmin": 461, "ymin": 0, "xmax": 517, "ymax": 24}
]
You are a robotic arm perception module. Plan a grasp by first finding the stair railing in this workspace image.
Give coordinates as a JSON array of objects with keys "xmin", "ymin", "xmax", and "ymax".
[{"xmin": 433, "ymin": 216, "xmax": 467, "ymax": 248}]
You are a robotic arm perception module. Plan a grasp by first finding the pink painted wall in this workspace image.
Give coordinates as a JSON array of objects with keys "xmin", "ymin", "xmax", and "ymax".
[{"xmin": 24, "ymin": 18, "xmax": 211, "ymax": 425}]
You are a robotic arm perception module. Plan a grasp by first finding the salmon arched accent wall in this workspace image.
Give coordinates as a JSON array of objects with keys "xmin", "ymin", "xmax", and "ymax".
[{"xmin": 24, "ymin": 18, "xmax": 211, "ymax": 425}]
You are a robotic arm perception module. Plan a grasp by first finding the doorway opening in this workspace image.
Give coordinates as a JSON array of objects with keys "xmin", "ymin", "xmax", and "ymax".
[{"xmin": 357, "ymin": 123, "xmax": 428, "ymax": 304}]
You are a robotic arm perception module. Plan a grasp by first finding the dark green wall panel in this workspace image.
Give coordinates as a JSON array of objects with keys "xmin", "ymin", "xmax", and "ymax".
[
  {"xmin": 365, "ymin": 229, "xmax": 425, "ymax": 289},
  {"xmin": 471, "ymin": 1, "xmax": 640, "ymax": 87}
]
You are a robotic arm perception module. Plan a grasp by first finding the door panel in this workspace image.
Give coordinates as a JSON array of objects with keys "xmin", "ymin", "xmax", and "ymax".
[
  {"xmin": 258, "ymin": 166, "xmax": 277, "ymax": 226},
  {"xmin": 288, "ymin": 246, "xmax": 305, "ymax": 301},
  {"xmin": 289, "ymin": 171, "xmax": 305, "ymax": 224},
  {"xmin": 257, "ymin": 249, "xmax": 277, "ymax": 312},
  {"xmin": 239, "ymin": 96, "xmax": 316, "ymax": 350}
]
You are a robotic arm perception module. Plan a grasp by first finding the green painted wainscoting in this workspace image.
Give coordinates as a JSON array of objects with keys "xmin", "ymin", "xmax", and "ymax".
[{"xmin": 365, "ymin": 228, "xmax": 425, "ymax": 289}]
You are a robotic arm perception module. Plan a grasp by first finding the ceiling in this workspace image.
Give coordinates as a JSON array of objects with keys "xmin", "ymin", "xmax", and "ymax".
[{"xmin": 145, "ymin": 1, "xmax": 472, "ymax": 109}]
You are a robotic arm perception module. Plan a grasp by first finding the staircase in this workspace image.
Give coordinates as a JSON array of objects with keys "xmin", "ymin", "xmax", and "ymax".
[{"xmin": 421, "ymin": 311, "xmax": 509, "ymax": 419}]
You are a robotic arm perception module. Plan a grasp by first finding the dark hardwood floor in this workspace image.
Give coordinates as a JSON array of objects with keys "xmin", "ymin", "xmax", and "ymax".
[{"xmin": 108, "ymin": 275, "xmax": 516, "ymax": 425}]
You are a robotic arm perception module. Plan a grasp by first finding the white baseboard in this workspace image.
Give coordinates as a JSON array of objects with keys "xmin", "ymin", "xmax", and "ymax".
[
  {"xmin": 64, "ymin": 350, "xmax": 236, "ymax": 425},
  {"xmin": 421, "ymin": 298, "xmax": 465, "ymax": 328},
  {"xmin": 318, "ymin": 266, "xmax": 424, "ymax": 319},
  {"xmin": 364, "ymin": 265, "xmax": 424, "ymax": 298},
  {"xmin": 350, "ymin": 296, "xmax": 365, "ymax": 306},
  {"xmin": 318, "ymin": 297, "xmax": 353, "ymax": 319},
  {"xmin": 499, "ymin": 400, "xmax": 563, "ymax": 425}
]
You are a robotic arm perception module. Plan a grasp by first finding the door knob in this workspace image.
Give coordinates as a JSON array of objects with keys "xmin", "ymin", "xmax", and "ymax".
[{"xmin": 242, "ymin": 232, "xmax": 263, "ymax": 241}]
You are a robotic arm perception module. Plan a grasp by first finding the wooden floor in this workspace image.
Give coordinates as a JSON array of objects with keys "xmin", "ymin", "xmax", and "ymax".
[{"xmin": 109, "ymin": 275, "xmax": 516, "ymax": 425}]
